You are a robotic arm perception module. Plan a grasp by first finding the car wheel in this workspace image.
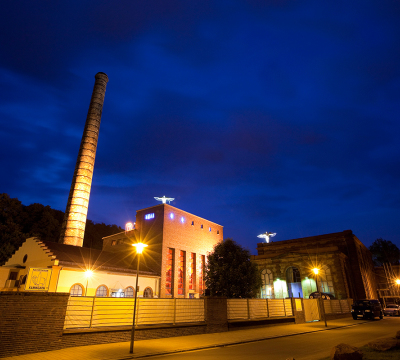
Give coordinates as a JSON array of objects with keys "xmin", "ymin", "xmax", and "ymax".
[
  {"xmin": 379, "ymin": 312, "xmax": 383, "ymax": 320},
  {"xmin": 310, "ymin": 295, "xmax": 314, "ymax": 299}
]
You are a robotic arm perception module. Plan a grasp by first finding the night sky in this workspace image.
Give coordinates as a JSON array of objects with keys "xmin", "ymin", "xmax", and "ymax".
[{"xmin": 1, "ymin": 1, "xmax": 400, "ymax": 253}]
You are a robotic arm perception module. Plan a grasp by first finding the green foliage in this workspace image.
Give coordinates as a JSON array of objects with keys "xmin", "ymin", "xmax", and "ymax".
[
  {"xmin": 205, "ymin": 238, "xmax": 262, "ymax": 298},
  {"xmin": 369, "ymin": 238, "xmax": 400, "ymax": 266},
  {"xmin": 0, "ymin": 193, "xmax": 123, "ymax": 265}
]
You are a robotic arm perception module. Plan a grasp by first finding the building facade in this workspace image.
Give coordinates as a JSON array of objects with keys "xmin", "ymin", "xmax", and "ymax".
[
  {"xmin": 0, "ymin": 203, "xmax": 223, "ymax": 298},
  {"xmin": 252, "ymin": 230, "xmax": 377, "ymax": 300},
  {"xmin": 103, "ymin": 203, "xmax": 223, "ymax": 298}
]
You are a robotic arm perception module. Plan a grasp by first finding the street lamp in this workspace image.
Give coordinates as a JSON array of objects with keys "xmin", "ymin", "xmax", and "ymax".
[
  {"xmin": 85, "ymin": 270, "xmax": 93, "ymax": 296},
  {"xmin": 130, "ymin": 242, "xmax": 148, "ymax": 354},
  {"xmin": 312, "ymin": 268, "xmax": 327, "ymax": 327}
]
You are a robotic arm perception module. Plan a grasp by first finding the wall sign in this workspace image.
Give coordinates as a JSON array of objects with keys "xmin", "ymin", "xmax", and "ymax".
[
  {"xmin": 145, "ymin": 213, "xmax": 155, "ymax": 220},
  {"xmin": 25, "ymin": 268, "xmax": 52, "ymax": 291}
]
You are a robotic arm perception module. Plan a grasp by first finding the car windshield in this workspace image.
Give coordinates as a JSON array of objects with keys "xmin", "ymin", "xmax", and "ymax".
[{"xmin": 355, "ymin": 301, "xmax": 370, "ymax": 306}]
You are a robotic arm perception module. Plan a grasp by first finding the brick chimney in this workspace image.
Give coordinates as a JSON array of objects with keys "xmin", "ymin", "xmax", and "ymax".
[{"xmin": 59, "ymin": 72, "xmax": 109, "ymax": 247}]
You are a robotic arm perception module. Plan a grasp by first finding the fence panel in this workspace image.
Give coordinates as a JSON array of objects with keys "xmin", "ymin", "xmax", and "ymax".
[
  {"xmin": 249, "ymin": 299, "xmax": 268, "ymax": 319},
  {"xmin": 330, "ymin": 300, "xmax": 342, "ymax": 313},
  {"xmin": 64, "ymin": 296, "xmax": 94, "ymax": 329},
  {"xmin": 340, "ymin": 299, "xmax": 350, "ymax": 313},
  {"xmin": 137, "ymin": 299, "xmax": 175, "ymax": 325},
  {"xmin": 323, "ymin": 300, "xmax": 332, "ymax": 314},
  {"xmin": 267, "ymin": 299, "xmax": 286, "ymax": 317},
  {"xmin": 284, "ymin": 299, "xmax": 293, "ymax": 316},
  {"xmin": 64, "ymin": 297, "xmax": 205, "ymax": 329},
  {"xmin": 92, "ymin": 298, "xmax": 135, "ymax": 327},
  {"xmin": 227, "ymin": 299, "xmax": 248, "ymax": 320},
  {"xmin": 175, "ymin": 299, "xmax": 205, "ymax": 323}
]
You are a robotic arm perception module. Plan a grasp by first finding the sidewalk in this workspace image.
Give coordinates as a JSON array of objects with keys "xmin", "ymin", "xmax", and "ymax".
[{"xmin": 2, "ymin": 318, "xmax": 365, "ymax": 360}]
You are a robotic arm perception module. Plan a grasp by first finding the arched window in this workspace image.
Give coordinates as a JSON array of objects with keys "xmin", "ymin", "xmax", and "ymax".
[
  {"xmin": 70, "ymin": 283, "xmax": 83, "ymax": 296},
  {"xmin": 285, "ymin": 266, "xmax": 302, "ymax": 298},
  {"xmin": 143, "ymin": 287, "xmax": 153, "ymax": 298},
  {"xmin": 260, "ymin": 269, "xmax": 273, "ymax": 299},
  {"xmin": 125, "ymin": 287, "xmax": 135, "ymax": 298},
  {"xmin": 317, "ymin": 265, "xmax": 335, "ymax": 296},
  {"xmin": 96, "ymin": 285, "xmax": 108, "ymax": 297}
]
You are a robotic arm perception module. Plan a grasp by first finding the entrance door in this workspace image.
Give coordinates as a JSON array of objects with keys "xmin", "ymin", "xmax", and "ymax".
[{"xmin": 303, "ymin": 299, "xmax": 320, "ymax": 322}]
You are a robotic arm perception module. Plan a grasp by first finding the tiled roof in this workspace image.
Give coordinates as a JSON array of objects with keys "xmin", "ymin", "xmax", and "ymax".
[{"xmin": 39, "ymin": 240, "xmax": 158, "ymax": 276}]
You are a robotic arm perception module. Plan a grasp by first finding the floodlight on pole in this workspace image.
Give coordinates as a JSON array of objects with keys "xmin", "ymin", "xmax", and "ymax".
[
  {"xmin": 312, "ymin": 267, "xmax": 327, "ymax": 327},
  {"xmin": 85, "ymin": 270, "xmax": 93, "ymax": 296},
  {"xmin": 130, "ymin": 243, "xmax": 148, "ymax": 354},
  {"xmin": 396, "ymin": 279, "xmax": 400, "ymax": 285}
]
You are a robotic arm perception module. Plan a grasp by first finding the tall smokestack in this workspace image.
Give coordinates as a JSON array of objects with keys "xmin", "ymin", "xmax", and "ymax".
[{"xmin": 59, "ymin": 72, "xmax": 109, "ymax": 247}]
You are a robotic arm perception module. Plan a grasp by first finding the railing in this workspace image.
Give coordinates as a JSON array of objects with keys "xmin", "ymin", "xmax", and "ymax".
[
  {"xmin": 64, "ymin": 297, "xmax": 205, "ymax": 329},
  {"xmin": 227, "ymin": 298, "xmax": 293, "ymax": 320}
]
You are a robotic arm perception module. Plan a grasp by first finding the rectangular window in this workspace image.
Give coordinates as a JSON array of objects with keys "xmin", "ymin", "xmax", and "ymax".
[
  {"xmin": 178, "ymin": 250, "xmax": 186, "ymax": 296},
  {"xmin": 189, "ymin": 253, "xmax": 195, "ymax": 291},
  {"xmin": 199, "ymin": 255, "xmax": 205, "ymax": 295},
  {"xmin": 166, "ymin": 248, "xmax": 174, "ymax": 296}
]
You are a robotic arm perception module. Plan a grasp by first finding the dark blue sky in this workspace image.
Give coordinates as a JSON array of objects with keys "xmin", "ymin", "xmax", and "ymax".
[{"xmin": 1, "ymin": 1, "xmax": 399, "ymax": 252}]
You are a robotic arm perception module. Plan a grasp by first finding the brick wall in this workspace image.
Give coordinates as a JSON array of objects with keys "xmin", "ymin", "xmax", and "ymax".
[
  {"xmin": 0, "ymin": 292, "xmax": 228, "ymax": 357},
  {"xmin": 0, "ymin": 292, "xmax": 69, "ymax": 357}
]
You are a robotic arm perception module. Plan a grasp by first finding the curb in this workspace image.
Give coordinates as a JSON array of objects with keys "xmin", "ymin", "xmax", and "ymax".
[{"xmin": 115, "ymin": 321, "xmax": 369, "ymax": 359}]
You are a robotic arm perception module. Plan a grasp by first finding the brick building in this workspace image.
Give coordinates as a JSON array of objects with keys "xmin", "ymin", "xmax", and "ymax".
[
  {"xmin": 252, "ymin": 230, "xmax": 377, "ymax": 300},
  {"xmin": 103, "ymin": 203, "xmax": 223, "ymax": 298},
  {"xmin": 1, "ymin": 204, "xmax": 223, "ymax": 298}
]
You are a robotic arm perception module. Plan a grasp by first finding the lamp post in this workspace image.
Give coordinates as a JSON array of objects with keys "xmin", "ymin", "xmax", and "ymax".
[
  {"xmin": 85, "ymin": 270, "xmax": 93, "ymax": 296},
  {"xmin": 312, "ymin": 268, "xmax": 327, "ymax": 327},
  {"xmin": 130, "ymin": 243, "xmax": 148, "ymax": 354}
]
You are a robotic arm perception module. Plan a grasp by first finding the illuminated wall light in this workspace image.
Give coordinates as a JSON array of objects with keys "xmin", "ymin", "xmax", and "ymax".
[
  {"xmin": 170, "ymin": 213, "xmax": 174, "ymax": 220},
  {"xmin": 180, "ymin": 217, "xmax": 185, "ymax": 223},
  {"xmin": 145, "ymin": 213, "xmax": 155, "ymax": 220},
  {"xmin": 209, "ymin": 227, "xmax": 211, "ymax": 232},
  {"xmin": 125, "ymin": 222, "xmax": 134, "ymax": 231}
]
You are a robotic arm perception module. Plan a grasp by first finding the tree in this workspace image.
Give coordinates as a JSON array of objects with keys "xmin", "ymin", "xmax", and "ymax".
[
  {"xmin": 205, "ymin": 238, "xmax": 262, "ymax": 298},
  {"xmin": 369, "ymin": 238, "xmax": 400, "ymax": 266},
  {"xmin": 0, "ymin": 193, "xmax": 123, "ymax": 265}
]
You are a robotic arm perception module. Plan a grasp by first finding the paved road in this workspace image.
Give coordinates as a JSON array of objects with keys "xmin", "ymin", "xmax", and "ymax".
[{"xmin": 145, "ymin": 317, "xmax": 400, "ymax": 360}]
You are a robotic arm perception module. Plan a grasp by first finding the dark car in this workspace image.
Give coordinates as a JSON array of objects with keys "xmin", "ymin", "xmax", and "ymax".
[
  {"xmin": 309, "ymin": 292, "xmax": 335, "ymax": 300},
  {"xmin": 351, "ymin": 300, "xmax": 383, "ymax": 320},
  {"xmin": 383, "ymin": 303, "xmax": 400, "ymax": 316}
]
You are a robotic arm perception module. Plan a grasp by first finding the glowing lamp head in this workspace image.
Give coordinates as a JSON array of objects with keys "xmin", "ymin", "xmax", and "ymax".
[
  {"xmin": 132, "ymin": 242, "xmax": 148, "ymax": 254},
  {"xmin": 396, "ymin": 279, "xmax": 400, "ymax": 285},
  {"xmin": 312, "ymin": 268, "xmax": 320, "ymax": 275},
  {"xmin": 85, "ymin": 270, "xmax": 93, "ymax": 278}
]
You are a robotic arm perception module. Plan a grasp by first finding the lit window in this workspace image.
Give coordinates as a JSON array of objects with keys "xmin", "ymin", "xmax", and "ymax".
[
  {"xmin": 111, "ymin": 240, "xmax": 116, "ymax": 246},
  {"xmin": 166, "ymin": 248, "xmax": 173, "ymax": 296},
  {"xmin": 189, "ymin": 253, "xmax": 195, "ymax": 291},
  {"xmin": 180, "ymin": 216, "xmax": 185, "ymax": 223},
  {"xmin": 170, "ymin": 213, "xmax": 174, "ymax": 219},
  {"xmin": 178, "ymin": 250, "xmax": 185, "ymax": 296},
  {"xmin": 209, "ymin": 227, "xmax": 211, "ymax": 232},
  {"xmin": 199, "ymin": 255, "xmax": 205, "ymax": 295},
  {"xmin": 125, "ymin": 287, "xmax": 135, "ymax": 298},
  {"xmin": 143, "ymin": 287, "xmax": 153, "ymax": 298},
  {"xmin": 96, "ymin": 285, "xmax": 108, "ymax": 297},
  {"xmin": 70, "ymin": 284, "xmax": 83, "ymax": 296}
]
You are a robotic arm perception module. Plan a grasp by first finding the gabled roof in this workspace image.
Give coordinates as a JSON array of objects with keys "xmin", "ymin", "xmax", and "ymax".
[{"xmin": 39, "ymin": 240, "xmax": 158, "ymax": 276}]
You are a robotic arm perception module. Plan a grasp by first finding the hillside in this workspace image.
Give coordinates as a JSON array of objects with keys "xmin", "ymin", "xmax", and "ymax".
[{"xmin": 0, "ymin": 193, "xmax": 123, "ymax": 265}]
